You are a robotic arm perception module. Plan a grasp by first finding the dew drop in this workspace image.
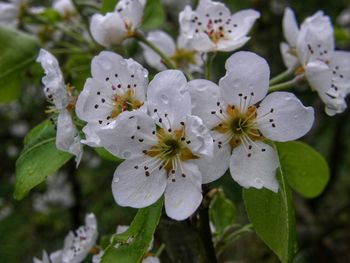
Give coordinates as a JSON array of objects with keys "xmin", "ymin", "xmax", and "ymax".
[
  {"xmin": 122, "ymin": 151, "xmax": 131, "ymax": 158},
  {"xmin": 113, "ymin": 177, "xmax": 120, "ymax": 183},
  {"xmin": 161, "ymin": 94, "xmax": 169, "ymax": 104}
]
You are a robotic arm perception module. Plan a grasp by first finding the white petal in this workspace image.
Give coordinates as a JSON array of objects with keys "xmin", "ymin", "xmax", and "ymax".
[
  {"xmin": 142, "ymin": 257, "xmax": 160, "ymax": 263},
  {"xmin": 165, "ymin": 161, "xmax": 202, "ymax": 220},
  {"xmin": 329, "ymin": 51, "xmax": 350, "ymax": 94},
  {"xmin": 116, "ymin": 225, "xmax": 129, "ymax": 234},
  {"xmin": 282, "ymin": 7, "xmax": 299, "ymax": 47},
  {"xmin": 297, "ymin": 11, "xmax": 334, "ymax": 65},
  {"xmin": 197, "ymin": 0, "xmax": 230, "ymax": 17},
  {"xmin": 56, "ymin": 110, "xmax": 83, "ymax": 165},
  {"xmin": 280, "ymin": 42, "xmax": 299, "ymax": 69},
  {"xmin": 230, "ymin": 142, "xmax": 279, "ymax": 192},
  {"xmin": 49, "ymin": 250, "xmax": 63, "ymax": 263},
  {"xmin": 81, "ymin": 123, "xmax": 101, "ymax": 147},
  {"xmin": 187, "ymin": 33, "xmax": 214, "ymax": 53},
  {"xmin": 256, "ymin": 92, "xmax": 314, "ymax": 141},
  {"xmin": 188, "ymin": 79, "xmax": 224, "ymax": 129},
  {"xmin": 36, "ymin": 49, "xmax": 68, "ymax": 109},
  {"xmin": 219, "ymin": 51, "xmax": 270, "ymax": 107},
  {"xmin": 90, "ymin": 12, "xmax": 127, "ymax": 47},
  {"xmin": 225, "ymin": 9, "xmax": 260, "ymax": 39},
  {"xmin": 195, "ymin": 131, "xmax": 230, "ymax": 184},
  {"xmin": 52, "ymin": 0, "xmax": 76, "ymax": 17},
  {"xmin": 112, "ymin": 156, "xmax": 167, "ymax": 208},
  {"xmin": 184, "ymin": 115, "xmax": 214, "ymax": 158},
  {"xmin": 91, "ymin": 51, "xmax": 148, "ymax": 102},
  {"xmin": 216, "ymin": 36, "xmax": 250, "ymax": 52},
  {"xmin": 142, "ymin": 30, "xmax": 176, "ymax": 71},
  {"xmin": 0, "ymin": 2, "xmax": 18, "ymax": 27},
  {"xmin": 147, "ymin": 70, "xmax": 191, "ymax": 130},
  {"xmin": 305, "ymin": 60, "xmax": 347, "ymax": 115},
  {"xmin": 75, "ymin": 78, "xmax": 114, "ymax": 123},
  {"xmin": 97, "ymin": 110, "xmax": 156, "ymax": 159},
  {"xmin": 115, "ymin": 0, "xmax": 144, "ymax": 29}
]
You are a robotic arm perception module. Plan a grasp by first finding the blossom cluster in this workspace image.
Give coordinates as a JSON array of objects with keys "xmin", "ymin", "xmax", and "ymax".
[{"xmin": 34, "ymin": 0, "xmax": 350, "ymax": 224}]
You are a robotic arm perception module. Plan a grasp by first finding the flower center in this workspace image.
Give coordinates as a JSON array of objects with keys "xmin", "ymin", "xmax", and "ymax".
[
  {"xmin": 170, "ymin": 49, "xmax": 196, "ymax": 68},
  {"xmin": 214, "ymin": 105, "xmax": 263, "ymax": 149},
  {"xmin": 145, "ymin": 128, "xmax": 198, "ymax": 174},
  {"xmin": 110, "ymin": 89, "xmax": 143, "ymax": 119}
]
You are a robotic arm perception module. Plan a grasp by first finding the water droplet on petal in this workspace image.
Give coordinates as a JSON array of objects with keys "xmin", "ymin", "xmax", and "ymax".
[
  {"xmin": 122, "ymin": 151, "xmax": 131, "ymax": 158},
  {"xmin": 113, "ymin": 177, "xmax": 120, "ymax": 183},
  {"xmin": 161, "ymin": 94, "xmax": 169, "ymax": 104}
]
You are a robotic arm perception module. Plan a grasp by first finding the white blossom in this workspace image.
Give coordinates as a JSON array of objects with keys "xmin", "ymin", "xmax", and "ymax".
[
  {"xmin": 188, "ymin": 51, "xmax": 314, "ymax": 192},
  {"xmin": 32, "ymin": 173, "xmax": 74, "ymax": 213},
  {"xmin": 97, "ymin": 70, "xmax": 213, "ymax": 220},
  {"xmin": 141, "ymin": 30, "xmax": 204, "ymax": 73},
  {"xmin": 37, "ymin": 49, "xmax": 83, "ymax": 164},
  {"xmin": 52, "ymin": 0, "xmax": 76, "ymax": 18},
  {"xmin": 90, "ymin": 0, "xmax": 144, "ymax": 47},
  {"xmin": 76, "ymin": 51, "xmax": 148, "ymax": 147},
  {"xmin": 33, "ymin": 214, "xmax": 98, "ymax": 263},
  {"xmin": 179, "ymin": 0, "xmax": 260, "ymax": 52},
  {"xmin": 281, "ymin": 8, "xmax": 350, "ymax": 115}
]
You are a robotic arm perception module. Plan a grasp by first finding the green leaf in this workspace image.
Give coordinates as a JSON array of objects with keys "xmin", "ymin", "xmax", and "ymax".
[
  {"xmin": 0, "ymin": 26, "xmax": 39, "ymax": 103},
  {"xmin": 94, "ymin": 147, "xmax": 123, "ymax": 163},
  {"xmin": 209, "ymin": 189, "xmax": 235, "ymax": 237},
  {"xmin": 101, "ymin": 198, "xmax": 163, "ymax": 263},
  {"xmin": 100, "ymin": 0, "xmax": 118, "ymax": 14},
  {"xmin": 276, "ymin": 141, "xmax": 329, "ymax": 198},
  {"xmin": 14, "ymin": 120, "xmax": 72, "ymax": 200},
  {"xmin": 243, "ymin": 170, "xmax": 297, "ymax": 263},
  {"xmin": 141, "ymin": 0, "xmax": 165, "ymax": 30}
]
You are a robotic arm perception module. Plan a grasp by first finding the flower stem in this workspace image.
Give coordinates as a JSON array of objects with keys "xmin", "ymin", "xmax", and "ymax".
[
  {"xmin": 204, "ymin": 52, "xmax": 216, "ymax": 80},
  {"xmin": 269, "ymin": 68, "xmax": 295, "ymax": 85},
  {"xmin": 134, "ymin": 31, "xmax": 177, "ymax": 70},
  {"xmin": 268, "ymin": 75, "xmax": 305, "ymax": 93}
]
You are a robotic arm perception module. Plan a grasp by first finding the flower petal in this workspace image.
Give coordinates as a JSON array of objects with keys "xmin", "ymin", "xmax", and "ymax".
[
  {"xmin": 230, "ymin": 142, "xmax": 279, "ymax": 192},
  {"xmin": 165, "ymin": 161, "xmax": 202, "ymax": 220},
  {"xmin": 0, "ymin": 2, "xmax": 19, "ymax": 27},
  {"xmin": 142, "ymin": 30, "xmax": 176, "ymax": 71},
  {"xmin": 36, "ymin": 49, "xmax": 68, "ymax": 109},
  {"xmin": 188, "ymin": 79, "xmax": 224, "ymax": 129},
  {"xmin": 297, "ymin": 11, "xmax": 334, "ymax": 65},
  {"xmin": 305, "ymin": 60, "xmax": 347, "ymax": 115},
  {"xmin": 329, "ymin": 51, "xmax": 350, "ymax": 94},
  {"xmin": 147, "ymin": 70, "xmax": 191, "ymax": 130},
  {"xmin": 112, "ymin": 156, "xmax": 167, "ymax": 208},
  {"xmin": 256, "ymin": 92, "xmax": 314, "ymax": 141},
  {"xmin": 282, "ymin": 7, "xmax": 299, "ymax": 47},
  {"xmin": 91, "ymin": 51, "xmax": 148, "ymax": 102},
  {"xmin": 90, "ymin": 12, "xmax": 127, "ymax": 47},
  {"xmin": 97, "ymin": 110, "xmax": 156, "ymax": 159},
  {"xmin": 195, "ymin": 131, "xmax": 230, "ymax": 184},
  {"xmin": 184, "ymin": 115, "xmax": 214, "ymax": 158},
  {"xmin": 280, "ymin": 42, "xmax": 299, "ymax": 69},
  {"xmin": 115, "ymin": 0, "xmax": 144, "ymax": 29},
  {"xmin": 219, "ymin": 51, "xmax": 270, "ymax": 107},
  {"xmin": 75, "ymin": 78, "xmax": 114, "ymax": 124},
  {"xmin": 56, "ymin": 110, "xmax": 83, "ymax": 165},
  {"xmin": 81, "ymin": 123, "xmax": 101, "ymax": 147},
  {"xmin": 225, "ymin": 9, "xmax": 260, "ymax": 39}
]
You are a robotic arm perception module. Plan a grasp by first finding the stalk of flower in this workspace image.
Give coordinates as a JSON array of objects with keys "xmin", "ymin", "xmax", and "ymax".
[
  {"xmin": 96, "ymin": 70, "xmax": 214, "ymax": 221},
  {"xmin": 36, "ymin": 48, "xmax": 83, "ymax": 165},
  {"xmin": 188, "ymin": 51, "xmax": 314, "ymax": 192},
  {"xmin": 280, "ymin": 8, "xmax": 350, "ymax": 115},
  {"xmin": 179, "ymin": 0, "xmax": 260, "ymax": 53},
  {"xmin": 141, "ymin": 30, "xmax": 204, "ymax": 74},
  {"xmin": 75, "ymin": 51, "xmax": 148, "ymax": 147},
  {"xmin": 89, "ymin": 0, "xmax": 144, "ymax": 47},
  {"xmin": 33, "ymin": 213, "xmax": 98, "ymax": 263}
]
